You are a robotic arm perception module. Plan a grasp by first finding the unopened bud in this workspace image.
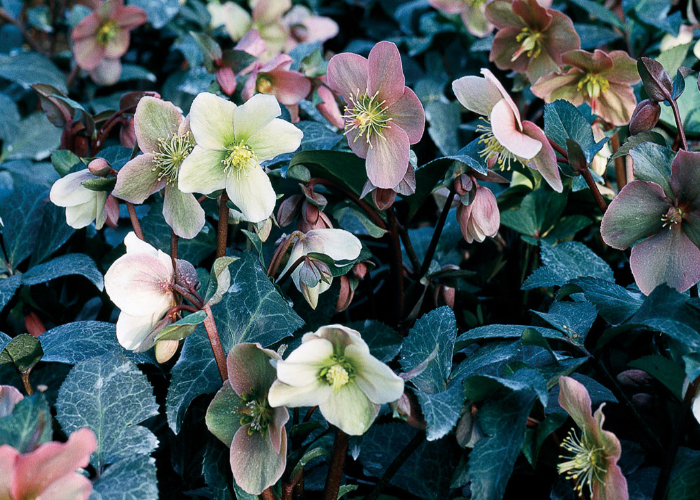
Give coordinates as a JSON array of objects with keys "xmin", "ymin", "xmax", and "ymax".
[
  {"xmin": 372, "ymin": 188, "xmax": 395, "ymax": 210},
  {"xmin": 24, "ymin": 312, "xmax": 46, "ymax": 337},
  {"xmin": 277, "ymin": 194, "xmax": 302, "ymax": 227},
  {"xmin": 105, "ymin": 194, "xmax": 120, "ymax": 228},
  {"xmin": 390, "ymin": 391, "xmax": 426, "ymax": 430},
  {"xmin": 629, "ymin": 99, "xmax": 661, "ymax": 135},
  {"xmin": 175, "ymin": 259, "xmax": 199, "ymax": 290},
  {"xmin": 155, "ymin": 340, "xmax": 179, "ymax": 363},
  {"xmin": 638, "ymin": 57, "xmax": 673, "ymax": 102},
  {"xmin": 216, "ymin": 67, "xmax": 236, "ymax": 96},
  {"xmin": 335, "ymin": 275, "xmax": 354, "ymax": 312},
  {"xmin": 617, "ymin": 369, "xmax": 652, "ymax": 387},
  {"xmin": 454, "ymin": 174, "xmax": 474, "ymax": 196},
  {"xmin": 352, "ymin": 262, "xmax": 368, "ymax": 280},
  {"xmin": 74, "ymin": 136, "xmax": 89, "ymax": 157},
  {"xmin": 88, "ymin": 158, "xmax": 111, "ymax": 176}
]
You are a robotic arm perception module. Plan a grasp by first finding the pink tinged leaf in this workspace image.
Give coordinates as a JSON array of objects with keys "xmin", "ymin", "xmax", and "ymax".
[
  {"xmin": 112, "ymin": 153, "xmax": 165, "ymax": 204},
  {"xmin": 226, "ymin": 343, "xmax": 279, "ymax": 397},
  {"xmin": 163, "ymin": 184, "xmax": 206, "ymax": 240},
  {"xmin": 267, "ymin": 69, "xmax": 312, "ymax": 105},
  {"xmin": 367, "ymin": 41, "xmax": 405, "ymax": 107},
  {"xmin": 230, "ymin": 425, "xmax": 287, "ymax": 495},
  {"xmin": 326, "ymin": 52, "xmax": 369, "ymax": 102},
  {"xmin": 0, "ymin": 386, "xmax": 23, "ymax": 418},
  {"xmin": 452, "ymin": 74, "xmax": 502, "ymax": 117},
  {"xmin": 630, "ymin": 225, "xmax": 700, "ymax": 295},
  {"xmin": 490, "ymin": 99, "xmax": 541, "ymax": 160},
  {"xmin": 595, "ymin": 82, "xmax": 637, "ymax": 126},
  {"xmin": 365, "ymin": 123, "xmax": 410, "ymax": 189},
  {"xmin": 557, "ymin": 376, "xmax": 597, "ymax": 432},
  {"xmin": 73, "ymin": 36, "xmax": 106, "ymax": 71},
  {"xmin": 600, "ymin": 181, "xmax": 669, "ymax": 250},
  {"xmin": 521, "ymin": 121, "xmax": 562, "ymax": 192},
  {"xmin": 113, "ymin": 5, "xmax": 147, "ymax": 30}
]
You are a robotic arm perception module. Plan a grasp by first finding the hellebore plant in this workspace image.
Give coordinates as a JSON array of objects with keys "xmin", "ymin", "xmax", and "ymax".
[
  {"xmin": 104, "ymin": 232, "xmax": 177, "ymax": 351},
  {"xmin": 71, "ymin": 0, "xmax": 147, "ymax": 85},
  {"xmin": 429, "ymin": 0, "xmax": 495, "ymax": 38},
  {"xmin": 113, "ymin": 96, "xmax": 205, "ymax": 239},
  {"xmin": 531, "ymin": 49, "xmax": 640, "ymax": 126},
  {"xmin": 178, "ymin": 92, "xmax": 303, "ymax": 223},
  {"xmin": 485, "ymin": 0, "xmax": 579, "ymax": 83},
  {"xmin": 206, "ymin": 343, "xmax": 288, "ymax": 495},
  {"xmin": 601, "ymin": 149, "xmax": 700, "ymax": 295},
  {"xmin": 557, "ymin": 376, "xmax": 628, "ymax": 500},
  {"xmin": 327, "ymin": 41, "xmax": 425, "ymax": 190},
  {"xmin": 278, "ymin": 228, "xmax": 362, "ymax": 309},
  {"xmin": 241, "ymin": 54, "xmax": 312, "ymax": 106},
  {"xmin": 452, "ymin": 69, "xmax": 562, "ymax": 192},
  {"xmin": 268, "ymin": 324, "xmax": 405, "ymax": 435},
  {"xmin": 282, "ymin": 5, "xmax": 339, "ymax": 51},
  {"xmin": 0, "ymin": 428, "xmax": 97, "ymax": 500}
]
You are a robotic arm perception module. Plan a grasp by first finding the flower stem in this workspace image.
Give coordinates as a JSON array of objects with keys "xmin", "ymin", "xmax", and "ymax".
[
  {"xmin": 323, "ymin": 428, "xmax": 349, "ymax": 500},
  {"xmin": 610, "ymin": 133, "xmax": 627, "ymax": 190},
  {"xmin": 419, "ymin": 188, "xmax": 456, "ymax": 277},
  {"xmin": 217, "ymin": 191, "xmax": 229, "ymax": 259},
  {"xmin": 126, "ymin": 202, "xmax": 145, "ymax": 240},
  {"xmin": 308, "ymin": 178, "xmax": 386, "ymax": 230},
  {"xmin": 267, "ymin": 232, "xmax": 303, "ymax": 278},
  {"xmin": 261, "ymin": 488, "xmax": 275, "ymax": 500},
  {"xmin": 170, "ymin": 229, "xmax": 178, "ymax": 273},
  {"xmin": 387, "ymin": 208, "xmax": 405, "ymax": 323},
  {"xmin": 580, "ymin": 168, "xmax": 607, "ymax": 213},
  {"xmin": 397, "ymin": 221, "xmax": 421, "ymax": 274},
  {"xmin": 203, "ymin": 304, "xmax": 228, "ymax": 382},
  {"xmin": 669, "ymin": 98, "xmax": 688, "ymax": 151},
  {"xmin": 547, "ymin": 137, "xmax": 567, "ymax": 157},
  {"xmin": 365, "ymin": 431, "xmax": 425, "ymax": 500},
  {"xmin": 20, "ymin": 370, "xmax": 33, "ymax": 395}
]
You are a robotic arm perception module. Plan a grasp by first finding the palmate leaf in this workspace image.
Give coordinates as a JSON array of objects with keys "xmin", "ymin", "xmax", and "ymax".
[{"xmin": 89, "ymin": 455, "xmax": 159, "ymax": 500}]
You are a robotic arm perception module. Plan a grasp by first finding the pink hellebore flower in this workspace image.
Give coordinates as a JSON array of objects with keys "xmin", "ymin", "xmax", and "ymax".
[
  {"xmin": 242, "ymin": 54, "xmax": 312, "ymax": 106},
  {"xmin": 429, "ymin": 0, "xmax": 495, "ymax": 38},
  {"xmin": 455, "ymin": 175, "xmax": 501, "ymax": 243},
  {"xmin": 485, "ymin": 0, "xmax": 579, "ymax": 83},
  {"xmin": 531, "ymin": 49, "xmax": 640, "ymax": 127},
  {"xmin": 327, "ymin": 41, "xmax": 425, "ymax": 190},
  {"xmin": 557, "ymin": 376, "xmax": 628, "ymax": 500},
  {"xmin": 282, "ymin": 5, "xmax": 339, "ymax": 52},
  {"xmin": 452, "ymin": 69, "xmax": 562, "ymax": 192},
  {"xmin": 206, "ymin": 343, "xmax": 289, "ymax": 495},
  {"xmin": 71, "ymin": 0, "xmax": 147, "ymax": 84},
  {"xmin": 0, "ymin": 428, "xmax": 97, "ymax": 500},
  {"xmin": 315, "ymin": 80, "xmax": 344, "ymax": 129},
  {"xmin": 216, "ymin": 29, "xmax": 268, "ymax": 96}
]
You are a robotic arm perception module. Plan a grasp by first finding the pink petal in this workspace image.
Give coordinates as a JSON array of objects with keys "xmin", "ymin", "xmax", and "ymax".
[
  {"xmin": 316, "ymin": 85, "xmax": 344, "ymax": 129},
  {"xmin": 234, "ymin": 29, "xmax": 267, "ymax": 58},
  {"xmin": 490, "ymin": 27, "xmax": 530, "ymax": 75},
  {"xmin": 259, "ymin": 53, "xmax": 293, "ymax": 73},
  {"xmin": 73, "ymin": 37, "xmax": 106, "ymax": 71},
  {"xmin": 230, "ymin": 425, "xmax": 287, "ymax": 495},
  {"xmin": 346, "ymin": 125, "xmax": 370, "ymax": 159},
  {"xmin": 365, "ymin": 124, "xmax": 410, "ymax": 189},
  {"xmin": 387, "ymin": 87, "xmax": 425, "ymax": 144},
  {"xmin": 269, "ymin": 407, "xmax": 289, "ymax": 454},
  {"xmin": 511, "ymin": 0, "xmax": 552, "ymax": 31},
  {"xmin": 606, "ymin": 51, "xmax": 640, "ymax": 85},
  {"xmin": 482, "ymin": 68, "xmax": 523, "ymax": 127},
  {"xmin": 0, "ymin": 385, "xmax": 23, "ymax": 418},
  {"xmin": 562, "ymin": 49, "xmax": 613, "ymax": 73},
  {"xmin": 671, "ymin": 150, "xmax": 700, "ymax": 205},
  {"xmin": 471, "ymin": 186, "xmax": 500, "ymax": 238},
  {"xmin": 103, "ymin": 28, "xmax": 130, "ymax": 58},
  {"xmin": 522, "ymin": 121, "xmax": 562, "ymax": 192},
  {"xmin": 89, "ymin": 58, "xmax": 122, "ymax": 86},
  {"xmin": 595, "ymin": 82, "xmax": 637, "ymax": 126},
  {"xmin": 485, "ymin": 0, "xmax": 526, "ymax": 29},
  {"xmin": 526, "ymin": 52, "xmax": 560, "ymax": 84},
  {"xmin": 113, "ymin": 5, "xmax": 147, "ymax": 30},
  {"xmin": 302, "ymin": 16, "xmax": 339, "ymax": 43},
  {"xmin": 134, "ymin": 96, "xmax": 183, "ymax": 153},
  {"xmin": 217, "ymin": 67, "xmax": 237, "ymax": 95},
  {"xmin": 429, "ymin": 0, "xmax": 463, "ymax": 14},
  {"xmin": 542, "ymin": 11, "xmax": 581, "ymax": 66},
  {"xmin": 112, "ymin": 153, "xmax": 165, "ymax": 204},
  {"xmin": 0, "ymin": 445, "xmax": 19, "ymax": 498},
  {"xmin": 37, "ymin": 473, "xmax": 93, "ymax": 500},
  {"xmin": 71, "ymin": 13, "xmax": 100, "ymax": 40},
  {"xmin": 368, "ymin": 41, "xmax": 405, "ymax": 107},
  {"xmin": 252, "ymin": 0, "xmax": 291, "ymax": 26},
  {"xmin": 558, "ymin": 376, "xmax": 597, "ymax": 432},
  {"xmin": 594, "ymin": 462, "xmax": 629, "ymax": 500},
  {"xmin": 268, "ymin": 69, "xmax": 312, "ymax": 105},
  {"xmin": 530, "ymin": 71, "xmax": 584, "ymax": 104},
  {"xmin": 326, "ymin": 52, "xmax": 369, "ymax": 101},
  {"xmin": 241, "ymin": 64, "xmax": 260, "ymax": 102},
  {"xmin": 490, "ymin": 99, "xmax": 541, "ymax": 160},
  {"xmin": 226, "ymin": 343, "xmax": 279, "ymax": 398}
]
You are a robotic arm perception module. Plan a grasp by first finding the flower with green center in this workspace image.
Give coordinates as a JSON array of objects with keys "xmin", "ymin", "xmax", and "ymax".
[
  {"xmin": 557, "ymin": 376, "xmax": 628, "ymax": 500},
  {"xmin": 531, "ymin": 49, "xmax": 641, "ymax": 126},
  {"xmin": 268, "ymin": 325, "xmax": 404, "ymax": 436},
  {"xmin": 178, "ymin": 92, "xmax": 303, "ymax": 223},
  {"xmin": 429, "ymin": 0, "xmax": 495, "ymax": 38},
  {"xmin": 241, "ymin": 54, "xmax": 311, "ymax": 106},
  {"xmin": 206, "ymin": 343, "xmax": 288, "ymax": 495},
  {"xmin": 112, "ymin": 96, "xmax": 205, "ymax": 239},
  {"xmin": 485, "ymin": 0, "xmax": 579, "ymax": 83}
]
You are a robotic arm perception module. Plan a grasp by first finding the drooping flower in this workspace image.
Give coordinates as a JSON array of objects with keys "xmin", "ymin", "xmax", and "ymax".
[
  {"xmin": 485, "ymin": 0, "xmax": 579, "ymax": 83},
  {"xmin": 0, "ymin": 428, "xmax": 97, "ymax": 500},
  {"xmin": 206, "ymin": 343, "xmax": 288, "ymax": 495},
  {"xmin": 268, "ymin": 324, "xmax": 405, "ymax": 435},
  {"xmin": 557, "ymin": 376, "xmax": 628, "ymax": 500},
  {"xmin": 112, "ymin": 96, "xmax": 205, "ymax": 239},
  {"xmin": 104, "ymin": 232, "xmax": 177, "ymax": 350},
  {"xmin": 282, "ymin": 5, "xmax": 339, "ymax": 51},
  {"xmin": 531, "ymin": 49, "xmax": 640, "ymax": 126},
  {"xmin": 600, "ymin": 149, "xmax": 700, "ymax": 295},
  {"xmin": 49, "ymin": 160, "xmax": 118, "ymax": 230},
  {"xmin": 278, "ymin": 228, "xmax": 362, "ymax": 309},
  {"xmin": 242, "ymin": 54, "xmax": 312, "ymax": 106},
  {"xmin": 71, "ymin": 0, "xmax": 147, "ymax": 85},
  {"xmin": 452, "ymin": 69, "xmax": 562, "ymax": 192},
  {"xmin": 178, "ymin": 92, "xmax": 303, "ymax": 223},
  {"xmin": 456, "ymin": 176, "xmax": 501, "ymax": 243},
  {"xmin": 429, "ymin": 0, "xmax": 495, "ymax": 38},
  {"xmin": 327, "ymin": 41, "xmax": 425, "ymax": 190}
]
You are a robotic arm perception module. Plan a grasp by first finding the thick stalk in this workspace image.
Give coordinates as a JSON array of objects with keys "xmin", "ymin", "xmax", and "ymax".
[
  {"xmin": 261, "ymin": 488, "xmax": 275, "ymax": 500},
  {"xmin": 217, "ymin": 191, "xmax": 229, "ymax": 259},
  {"xmin": 323, "ymin": 429, "xmax": 349, "ymax": 500},
  {"xmin": 308, "ymin": 178, "xmax": 386, "ymax": 230},
  {"xmin": 387, "ymin": 208, "xmax": 405, "ymax": 323},
  {"xmin": 610, "ymin": 133, "xmax": 627, "ymax": 190},
  {"xmin": 20, "ymin": 370, "xmax": 33, "ymax": 395},
  {"xmin": 203, "ymin": 304, "xmax": 228, "ymax": 381},
  {"xmin": 126, "ymin": 202, "xmax": 145, "ymax": 240},
  {"xmin": 580, "ymin": 168, "xmax": 607, "ymax": 213},
  {"xmin": 419, "ymin": 188, "xmax": 456, "ymax": 277},
  {"xmin": 365, "ymin": 431, "xmax": 425, "ymax": 500},
  {"xmin": 669, "ymin": 99, "xmax": 688, "ymax": 151}
]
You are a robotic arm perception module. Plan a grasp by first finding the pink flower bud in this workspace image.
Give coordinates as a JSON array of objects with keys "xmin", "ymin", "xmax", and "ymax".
[
  {"xmin": 88, "ymin": 158, "xmax": 111, "ymax": 176},
  {"xmin": 104, "ymin": 194, "xmax": 120, "ymax": 228},
  {"xmin": 216, "ymin": 66, "xmax": 237, "ymax": 96},
  {"xmin": 372, "ymin": 188, "xmax": 396, "ymax": 210},
  {"xmin": 629, "ymin": 98, "xmax": 661, "ymax": 135},
  {"xmin": 454, "ymin": 174, "xmax": 474, "ymax": 196},
  {"xmin": 24, "ymin": 312, "xmax": 46, "ymax": 337},
  {"xmin": 617, "ymin": 369, "xmax": 652, "ymax": 387},
  {"xmin": 277, "ymin": 194, "xmax": 302, "ymax": 227},
  {"xmin": 335, "ymin": 275, "xmax": 354, "ymax": 312},
  {"xmin": 353, "ymin": 262, "xmax": 368, "ymax": 280},
  {"xmin": 456, "ymin": 186, "xmax": 500, "ymax": 243},
  {"xmin": 175, "ymin": 259, "xmax": 199, "ymax": 290}
]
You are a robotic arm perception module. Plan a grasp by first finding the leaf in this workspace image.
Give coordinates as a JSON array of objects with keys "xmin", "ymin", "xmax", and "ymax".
[
  {"xmin": 655, "ymin": 43, "xmax": 691, "ymax": 79},
  {"xmin": 667, "ymin": 448, "xmax": 700, "ymax": 500},
  {"xmin": 130, "ymin": 0, "xmax": 179, "ymax": 28},
  {"xmin": 56, "ymin": 350, "xmax": 159, "ymax": 469},
  {"xmin": 400, "ymin": 307, "xmax": 457, "ymax": 394},
  {"xmin": 0, "ymin": 181, "xmax": 48, "ymax": 269},
  {"xmin": 285, "ymin": 150, "xmax": 367, "ymax": 197},
  {"xmin": 90, "ymin": 455, "xmax": 159, "ymax": 500},
  {"xmin": 203, "ymin": 439, "xmax": 235, "ymax": 500},
  {"xmin": 348, "ymin": 320, "xmax": 402, "ymax": 362},
  {"xmin": 532, "ymin": 301, "xmax": 598, "ymax": 346},
  {"xmin": 203, "ymin": 256, "xmax": 237, "ymax": 306},
  {"xmin": 155, "ymin": 311, "xmax": 207, "ymax": 342},
  {"xmin": 562, "ymin": 277, "xmax": 644, "ymax": 325},
  {"xmin": 425, "ymin": 100, "xmax": 462, "ymax": 156},
  {"xmin": 544, "ymin": 100, "xmax": 605, "ymax": 162},
  {"xmin": 608, "ymin": 131, "xmax": 667, "ymax": 165},
  {"xmin": 0, "ymin": 394, "xmax": 52, "ymax": 453},
  {"xmin": 574, "ymin": 23, "xmax": 622, "ymax": 49},
  {"xmin": 0, "ymin": 275, "xmax": 22, "ymax": 313},
  {"xmin": 297, "ymin": 121, "xmax": 343, "ymax": 151},
  {"xmin": 166, "ymin": 254, "xmax": 303, "ymax": 433},
  {"xmin": 546, "ymin": 373, "xmax": 617, "ymax": 415},
  {"xmin": 632, "ymin": 0, "xmax": 682, "ymax": 35},
  {"xmin": 0, "ymin": 333, "xmax": 43, "ymax": 372},
  {"xmin": 21, "ymin": 253, "xmax": 104, "ymax": 290},
  {"xmin": 522, "ymin": 241, "xmax": 614, "ymax": 290},
  {"xmin": 628, "ymin": 354, "xmax": 684, "ymax": 401},
  {"xmin": 628, "ymin": 142, "xmax": 674, "ymax": 196},
  {"xmin": 0, "ymin": 92, "xmax": 20, "ymax": 144},
  {"xmin": 118, "ymin": 64, "xmax": 157, "ymax": 83},
  {"xmin": 568, "ymin": 0, "xmax": 624, "ymax": 28},
  {"xmin": 416, "ymin": 382, "xmax": 466, "ymax": 441},
  {"xmin": 6, "ymin": 113, "xmax": 62, "ymax": 160},
  {"xmin": 40, "ymin": 321, "xmax": 153, "ymax": 365},
  {"xmin": 0, "ymin": 52, "xmax": 67, "ymax": 92},
  {"xmin": 522, "ymin": 412, "xmax": 568, "ymax": 467},
  {"xmin": 500, "ymin": 189, "xmax": 567, "ymax": 239},
  {"xmin": 467, "ymin": 389, "xmax": 538, "ymax": 500},
  {"xmin": 51, "ymin": 150, "xmax": 81, "ymax": 177},
  {"xmin": 30, "ymin": 201, "xmax": 75, "ymax": 265},
  {"xmin": 455, "ymin": 325, "xmax": 566, "ymax": 349}
]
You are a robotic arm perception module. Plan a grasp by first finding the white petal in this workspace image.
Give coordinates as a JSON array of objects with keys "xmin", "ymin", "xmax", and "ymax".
[
  {"xmin": 50, "ymin": 170, "xmax": 98, "ymax": 207},
  {"xmin": 189, "ymin": 92, "xmax": 236, "ymax": 150},
  {"xmin": 178, "ymin": 146, "xmax": 227, "ymax": 195},
  {"xmin": 319, "ymin": 383, "xmax": 379, "ymax": 435},
  {"xmin": 451, "ymin": 75, "xmax": 500, "ymax": 117},
  {"xmin": 123, "ymin": 231, "xmax": 157, "ymax": 257},
  {"xmin": 104, "ymin": 252, "xmax": 174, "ymax": 316},
  {"xmin": 278, "ymin": 240, "xmax": 306, "ymax": 281},
  {"xmin": 116, "ymin": 312, "xmax": 159, "ymax": 351},
  {"xmin": 232, "ymin": 94, "xmax": 281, "ymax": 143},
  {"xmin": 225, "ymin": 164, "xmax": 276, "ymax": 222},
  {"xmin": 65, "ymin": 200, "xmax": 98, "ymax": 229},
  {"xmin": 276, "ymin": 337, "xmax": 334, "ymax": 386},
  {"xmin": 345, "ymin": 345, "xmax": 404, "ymax": 404},
  {"xmin": 246, "ymin": 118, "xmax": 303, "ymax": 162},
  {"xmin": 305, "ymin": 229, "xmax": 362, "ymax": 263},
  {"xmin": 268, "ymin": 378, "xmax": 332, "ymax": 408}
]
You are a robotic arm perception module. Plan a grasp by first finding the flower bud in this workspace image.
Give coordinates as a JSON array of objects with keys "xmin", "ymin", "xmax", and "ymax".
[
  {"xmin": 637, "ymin": 57, "xmax": 673, "ymax": 102},
  {"xmin": 617, "ymin": 368, "xmax": 651, "ymax": 387},
  {"xmin": 24, "ymin": 312, "xmax": 46, "ymax": 337},
  {"xmin": 454, "ymin": 174, "xmax": 474, "ymax": 196},
  {"xmin": 277, "ymin": 194, "xmax": 302, "ymax": 227},
  {"xmin": 456, "ymin": 186, "xmax": 500, "ymax": 244},
  {"xmin": 299, "ymin": 201, "xmax": 332, "ymax": 232},
  {"xmin": 155, "ymin": 339, "xmax": 179, "ymax": 363},
  {"xmin": 629, "ymin": 99, "xmax": 661, "ymax": 135},
  {"xmin": 372, "ymin": 188, "xmax": 396, "ymax": 210},
  {"xmin": 216, "ymin": 67, "xmax": 237, "ymax": 96},
  {"xmin": 74, "ymin": 136, "xmax": 89, "ymax": 157},
  {"xmin": 390, "ymin": 390, "xmax": 426, "ymax": 430},
  {"xmin": 104, "ymin": 194, "xmax": 120, "ymax": 229},
  {"xmin": 352, "ymin": 262, "xmax": 368, "ymax": 280},
  {"xmin": 88, "ymin": 158, "xmax": 111, "ymax": 176},
  {"xmin": 175, "ymin": 259, "xmax": 199, "ymax": 290},
  {"xmin": 335, "ymin": 275, "xmax": 354, "ymax": 312}
]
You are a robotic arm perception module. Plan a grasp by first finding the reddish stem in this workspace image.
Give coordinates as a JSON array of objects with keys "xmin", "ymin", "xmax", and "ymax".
[
  {"xmin": 307, "ymin": 178, "xmax": 386, "ymax": 230},
  {"xmin": 126, "ymin": 202, "xmax": 145, "ymax": 240},
  {"xmin": 217, "ymin": 191, "xmax": 229, "ymax": 258},
  {"xmin": 203, "ymin": 304, "xmax": 228, "ymax": 382},
  {"xmin": 323, "ymin": 429, "xmax": 348, "ymax": 500}
]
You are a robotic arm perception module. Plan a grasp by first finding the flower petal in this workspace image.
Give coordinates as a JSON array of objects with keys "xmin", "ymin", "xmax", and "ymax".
[
  {"xmin": 490, "ymin": 27, "xmax": 530, "ymax": 75},
  {"xmin": 630, "ymin": 225, "xmax": 700, "ymax": 295},
  {"xmin": 178, "ymin": 146, "xmax": 227, "ymax": 195},
  {"xmin": 227, "ymin": 343, "xmax": 279, "ymax": 397},
  {"xmin": 593, "ymin": 463, "xmax": 628, "ymax": 500},
  {"xmin": 73, "ymin": 37, "xmax": 106, "ymax": 71},
  {"xmin": 327, "ymin": 52, "xmax": 369, "ymax": 101},
  {"xmin": 50, "ymin": 170, "xmax": 99, "ymax": 207},
  {"xmin": 306, "ymin": 228, "xmax": 362, "ymax": 262},
  {"xmin": 32, "ymin": 473, "xmax": 93, "ymax": 500},
  {"xmin": 530, "ymin": 71, "xmax": 584, "ymax": 104},
  {"xmin": 482, "ymin": 69, "xmax": 523, "ymax": 125},
  {"xmin": 366, "ymin": 123, "xmax": 410, "ymax": 189},
  {"xmin": 268, "ymin": 69, "xmax": 312, "ymax": 105},
  {"xmin": 319, "ymin": 383, "xmax": 380, "ymax": 435},
  {"xmin": 275, "ymin": 337, "xmax": 334, "ymax": 387},
  {"xmin": 113, "ymin": 5, "xmax": 147, "ymax": 30},
  {"xmin": 428, "ymin": 0, "xmax": 463, "ymax": 14},
  {"xmin": 189, "ymin": 92, "xmax": 236, "ymax": 150},
  {"xmin": 490, "ymin": 99, "xmax": 541, "ymax": 160},
  {"xmin": 345, "ymin": 345, "xmax": 404, "ymax": 404},
  {"xmin": 104, "ymin": 251, "xmax": 174, "ymax": 315},
  {"xmin": 268, "ymin": 378, "xmax": 332, "ymax": 408},
  {"xmin": 557, "ymin": 376, "xmax": 597, "ymax": 432},
  {"xmin": 65, "ymin": 198, "xmax": 102, "ymax": 229},
  {"xmin": 246, "ymin": 117, "xmax": 303, "ymax": 162},
  {"xmin": 89, "ymin": 57, "xmax": 122, "ymax": 86},
  {"xmin": 112, "ymin": 153, "xmax": 164, "ymax": 204},
  {"xmin": 116, "ymin": 312, "xmax": 160, "ymax": 350},
  {"xmin": 541, "ymin": 11, "xmax": 580, "ymax": 66},
  {"xmin": 233, "ymin": 93, "xmax": 282, "ymax": 143},
  {"xmin": 71, "ymin": 13, "xmax": 100, "ymax": 40},
  {"xmin": 0, "ymin": 445, "xmax": 18, "ymax": 498},
  {"xmin": 163, "ymin": 184, "xmax": 206, "ymax": 239},
  {"xmin": 521, "ymin": 121, "xmax": 562, "ymax": 192},
  {"xmin": 103, "ymin": 29, "xmax": 129, "ymax": 58},
  {"xmin": 595, "ymin": 82, "xmax": 637, "ymax": 126},
  {"xmin": 225, "ymin": 163, "xmax": 276, "ymax": 222},
  {"xmin": 134, "ymin": 97, "xmax": 183, "ymax": 154},
  {"xmin": 606, "ymin": 51, "xmax": 640, "ymax": 85},
  {"xmin": 368, "ymin": 41, "xmax": 405, "ymax": 107},
  {"xmin": 600, "ymin": 181, "xmax": 669, "ymax": 250},
  {"xmin": 0, "ymin": 385, "xmax": 23, "ymax": 418},
  {"xmin": 452, "ymin": 75, "xmax": 501, "ymax": 118},
  {"xmin": 269, "ymin": 407, "xmax": 289, "ymax": 454},
  {"xmin": 670, "ymin": 150, "xmax": 700, "ymax": 207},
  {"xmin": 230, "ymin": 425, "xmax": 286, "ymax": 495}
]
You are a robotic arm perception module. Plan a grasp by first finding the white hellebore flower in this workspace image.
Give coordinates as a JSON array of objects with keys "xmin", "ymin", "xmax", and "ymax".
[
  {"xmin": 49, "ymin": 169, "xmax": 109, "ymax": 229},
  {"xmin": 104, "ymin": 232, "xmax": 176, "ymax": 351},
  {"xmin": 268, "ymin": 324, "xmax": 404, "ymax": 436},
  {"xmin": 178, "ymin": 92, "xmax": 303, "ymax": 223},
  {"xmin": 278, "ymin": 228, "xmax": 362, "ymax": 309}
]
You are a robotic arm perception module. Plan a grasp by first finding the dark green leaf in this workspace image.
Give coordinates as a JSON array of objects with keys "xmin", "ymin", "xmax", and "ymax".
[
  {"xmin": 532, "ymin": 301, "xmax": 598, "ymax": 346},
  {"xmin": 286, "ymin": 150, "xmax": 367, "ymax": 196},
  {"xmin": 574, "ymin": 23, "xmax": 622, "ymax": 49},
  {"xmin": 81, "ymin": 176, "xmax": 116, "ymax": 192},
  {"xmin": 425, "ymin": 100, "xmax": 462, "ymax": 156},
  {"xmin": 0, "ymin": 52, "xmax": 67, "ymax": 92},
  {"xmin": 155, "ymin": 311, "xmax": 207, "ymax": 342},
  {"xmin": 628, "ymin": 354, "xmax": 684, "ymax": 401},
  {"xmin": 0, "ymin": 333, "xmax": 43, "ymax": 372},
  {"xmin": 608, "ymin": 131, "xmax": 667, "ymax": 164},
  {"xmin": 544, "ymin": 100, "xmax": 604, "ymax": 162},
  {"xmin": 456, "ymin": 325, "xmax": 566, "ymax": 349},
  {"xmin": 0, "ymin": 92, "xmax": 20, "ymax": 144},
  {"xmin": 0, "ymin": 275, "xmax": 22, "ymax": 313},
  {"xmin": 22, "ymin": 253, "xmax": 103, "ymax": 290},
  {"xmin": 667, "ymin": 448, "xmax": 700, "ymax": 500},
  {"xmin": 130, "ymin": 0, "xmax": 179, "ymax": 28},
  {"xmin": 562, "ymin": 277, "xmax": 644, "ymax": 325},
  {"xmin": 500, "ymin": 189, "xmax": 568, "ymax": 239},
  {"xmin": 6, "ymin": 113, "xmax": 62, "ymax": 160},
  {"xmin": 30, "ymin": 201, "xmax": 75, "ymax": 265},
  {"xmin": 0, "ymin": 182, "xmax": 48, "ymax": 269},
  {"xmin": 0, "ymin": 394, "xmax": 52, "ymax": 452},
  {"xmin": 415, "ymin": 382, "xmax": 465, "ymax": 441},
  {"xmin": 523, "ymin": 241, "xmax": 613, "ymax": 289},
  {"xmin": 91, "ymin": 455, "xmax": 159, "ymax": 500},
  {"xmin": 348, "ymin": 320, "xmax": 402, "ymax": 362},
  {"xmin": 297, "ymin": 121, "xmax": 343, "ymax": 151}
]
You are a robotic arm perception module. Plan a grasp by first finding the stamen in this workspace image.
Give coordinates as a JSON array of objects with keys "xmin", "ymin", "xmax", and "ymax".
[
  {"xmin": 342, "ymin": 89, "xmax": 392, "ymax": 148},
  {"xmin": 513, "ymin": 28, "xmax": 543, "ymax": 61},
  {"xmin": 318, "ymin": 355, "xmax": 355, "ymax": 390},
  {"xmin": 475, "ymin": 117, "xmax": 526, "ymax": 170},
  {"xmin": 96, "ymin": 19, "xmax": 119, "ymax": 46},
  {"xmin": 222, "ymin": 141, "xmax": 257, "ymax": 178},
  {"xmin": 558, "ymin": 429, "xmax": 608, "ymax": 496},
  {"xmin": 661, "ymin": 206, "xmax": 684, "ymax": 228},
  {"xmin": 577, "ymin": 73, "xmax": 611, "ymax": 100},
  {"xmin": 238, "ymin": 391, "xmax": 273, "ymax": 435},
  {"xmin": 152, "ymin": 132, "xmax": 195, "ymax": 184}
]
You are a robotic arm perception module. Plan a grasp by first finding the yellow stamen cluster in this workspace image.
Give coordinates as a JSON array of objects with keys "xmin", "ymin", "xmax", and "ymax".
[
  {"xmin": 222, "ymin": 141, "xmax": 257, "ymax": 178},
  {"xmin": 257, "ymin": 75, "xmax": 274, "ymax": 95},
  {"xmin": 558, "ymin": 429, "xmax": 608, "ymax": 497},
  {"xmin": 96, "ymin": 19, "xmax": 119, "ymax": 46},
  {"xmin": 476, "ymin": 118, "xmax": 525, "ymax": 171},
  {"xmin": 513, "ymin": 28, "xmax": 543, "ymax": 61},
  {"xmin": 343, "ymin": 89, "xmax": 392, "ymax": 148},
  {"xmin": 319, "ymin": 355, "xmax": 355, "ymax": 391},
  {"xmin": 577, "ymin": 73, "xmax": 610, "ymax": 100},
  {"xmin": 238, "ymin": 391, "xmax": 273, "ymax": 435},
  {"xmin": 152, "ymin": 132, "xmax": 194, "ymax": 184},
  {"xmin": 662, "ymin": 206, "xmax": 684, "ymax": 228}
]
